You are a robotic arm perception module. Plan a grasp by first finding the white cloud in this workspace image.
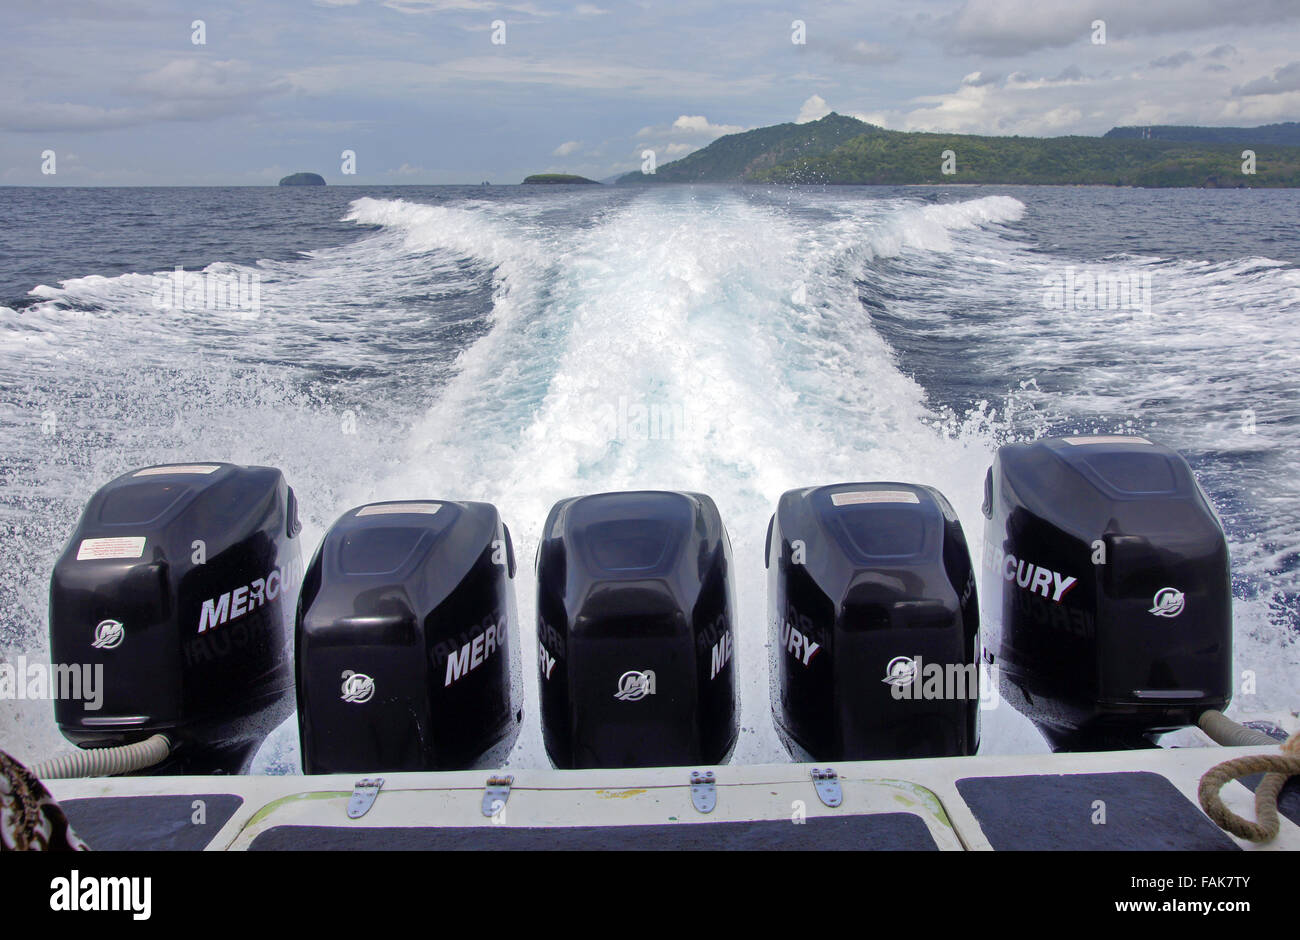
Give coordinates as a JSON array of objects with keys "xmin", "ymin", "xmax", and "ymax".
[
  {"xmin": 552, "ymin": 140, "xmax": 582, "ymax": 156},
  {"xmin": 789, "ymin": 95, "xmax": 879, "ymax": 128},
  {"xmin": 839, "ymin": 44, "xmax": 1300, "ymax": 136},
  {"xmin": 627, "ymin": 114, "xmax": 748, "ymax": 169},
  {"xmin": 795, "ymin": 94, "xmax": 831, "ymax": 124},
  {"xmin": 850, "ymin": 111, "xmax": 893, "ymax": 127},
  {"xmin": 670, "ymin": 115, "xmax": 744, "ymax": 136},
  {"xmin": 387, "ymin": 162, "xmax": 427, "ymax": 176},
  {"xmin": 938, "ymin": 0, "xmax": 1300, "ymax": 57},
  {"xmin": 635, "ymin": 114, "xmax": 745, "ymax": 139}
]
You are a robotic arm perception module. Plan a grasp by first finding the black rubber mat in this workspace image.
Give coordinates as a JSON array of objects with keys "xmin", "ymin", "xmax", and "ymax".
[
  {"xmin": 62, "ymin": 794, "xmax": 244, "ymax": 851},
  {"xmin": 249, "ymin": 812, "xmax": 938, "ymax": 850},
  {"xmin": 956, "ymin": 771, "xmax": 1239, "ymax": 850}
]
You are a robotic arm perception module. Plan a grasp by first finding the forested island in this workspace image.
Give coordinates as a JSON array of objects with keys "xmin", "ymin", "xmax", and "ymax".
[
  {"xmin": 616, "ymin": 114, "xmax": 1300, "ymax": 187},
  {"xmin": 278, "ymin": 172, "xmax": 326, "ymax": 186},
  {"xmin": 523, "ymin": 174, "xmax": 600, "ymax": 184}
]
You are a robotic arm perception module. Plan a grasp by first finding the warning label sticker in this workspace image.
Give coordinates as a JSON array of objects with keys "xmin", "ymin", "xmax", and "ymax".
[
  {"xmin": 134, "ymin": 464, "xmax": 221, "ymax": 476},
  {"xmin": 831, "ymin": 490, "xmax": 920, "ymax": 506},
  {"xmin": 77, "ymin": 537, "xmax": 147, "ymax": 561},
  {"xmin": 1062, "ymin": 435, "xmax": 1152, "ymax": 446},
  {"xmin": 356, "ymin": 502, "xmax": 442, "ymax": 516}
]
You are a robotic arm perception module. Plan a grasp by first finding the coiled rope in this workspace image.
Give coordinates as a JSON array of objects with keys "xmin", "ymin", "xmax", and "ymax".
[{"xmin": 1197, "ymin": 712, "xmax": 1300, "ymax": 843}]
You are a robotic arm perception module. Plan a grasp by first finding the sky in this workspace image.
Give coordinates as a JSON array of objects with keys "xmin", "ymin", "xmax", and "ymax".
[{"xmin": 3, "ymin": 0, "xmax": 1300, "ymax": 185}]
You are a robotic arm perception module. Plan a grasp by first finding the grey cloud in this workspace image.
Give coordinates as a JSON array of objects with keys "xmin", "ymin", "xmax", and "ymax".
[
  {"xmin": 825, "ymin": 39, "xmax": 902, "ymax": 66},
  {"xmin": 0, "ymin": 60, "xmax": 289, "ymax": 133},
  {"xmin": 0, "ymin": 98, "xmax": 253, "ymax": 132},
  {"xmin": 1233, "ymin": 60, "xmax": 1300, "ymax": 95},
  {"xmin": 129, "ymin": 59, "xmax": 290, "ymax": 102},
  {"xmin": 938, "ymin": 0, "xmax": 1300, "ymax": 57},
  {"xmin": 7, "ymin": 0, "xmax": 167, "ymax": 22}
]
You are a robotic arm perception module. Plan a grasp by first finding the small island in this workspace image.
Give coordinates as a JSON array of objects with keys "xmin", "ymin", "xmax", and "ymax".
[
  {"xmin": 522, "ymin": 173, "xmax": 600, "ymax": 184},
  {"xmin": 279, "ymin": 172, "xmax": 326, "ymax": 186}
]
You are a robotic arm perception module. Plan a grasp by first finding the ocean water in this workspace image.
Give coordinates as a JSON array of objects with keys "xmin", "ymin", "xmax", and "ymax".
[{"xmin": 1, "ymin": 183, "xmax": 1297, "ymax": 772}]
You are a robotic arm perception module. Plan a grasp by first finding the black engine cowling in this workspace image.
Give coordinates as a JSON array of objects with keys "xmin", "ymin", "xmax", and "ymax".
[
  {"xmin": 296, "ymin": 500, "xmax": 522, "ymax": 773},
  {"xmin": 981, "ymin": 435, "xmax": 1233, "ymax": 750},
  {"xmin": 767, "ymin": 482, "xmax": 981, "ymax": 761},
  {"xmin": 537, "ymin": 490, "xmax": 738, "ymax": 769},
  {"xmin": 49, "ymin": 463, "xmax": 302, "ymax": 774}
]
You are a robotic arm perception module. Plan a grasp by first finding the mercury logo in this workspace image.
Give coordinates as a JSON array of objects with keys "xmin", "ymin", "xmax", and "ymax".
[
  {"xmin": 709, "ymin": 632, "xmax": 733, "ymax": 680},
  {"xmin": 91, "ymin": 619, "xmax": 125, "ymax": 650},
  {"xmin": 538, "ymin": 641, "xmax": 557, "ymax": 680},
  {"xmin": 778, "ymin": 618, "xmax": 822, "ymax": 666},
  {"xmin": 196, "ymin": 557, "xmax": 301, "ymax": 634},
  {"xmin": 340, "ymin": 670, "xmax": 375, "ymax": 703},
  {"xmin": 1149, "ymin": 587, "xmax": 1185, "ymax": 618},
  {"xmin": 882, "ymin": 656, "xmax": 918, "ymax": 688},
  {"xmin": 444, "ymin": 620, "xmax": 504, "ymax": 688},
  {"xmin": 981, "ymin": 545, "xmax": 1078, "ymax": 603},
  {"xmin": 614, "ymin": 669, "xmax": 656, "ymax": 701}
]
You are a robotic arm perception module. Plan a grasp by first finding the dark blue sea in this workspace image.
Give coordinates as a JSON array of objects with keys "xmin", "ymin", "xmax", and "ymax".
[{"xmin": 2, "ymin": 183, "xmax": 1297, "ymax": 767}]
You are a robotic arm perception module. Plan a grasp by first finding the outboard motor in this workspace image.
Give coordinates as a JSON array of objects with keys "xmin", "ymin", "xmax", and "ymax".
[
  {"xmin": 296, "ymin": 500, "xmax": 522, "ymax": 774},
  {"xmin": 981, "ymin": 435, "xmax": 1232, "ymax": 751},
  {"xmin": 537, "ymin": 491, "xmax": 738, "ymax": 769},
  {"xmin": 767, "ymin": 483, "xmax": 980, "ymax": 761},
  {"xmin": 49, "ymin": 463, "xmax": 302, "ymax": 774}
]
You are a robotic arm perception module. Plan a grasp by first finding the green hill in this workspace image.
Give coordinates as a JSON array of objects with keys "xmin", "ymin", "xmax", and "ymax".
[
  {"xmin": 617, "ymin": 113, "xmax": 1300, "ymax": 187},
  {"xmin": 618, "ymin": 113, "xmax": 880, "ymax": 183},
  {"xmin": 1104, "ymin": 123, "xmax": 1300, "ymax": 146},
  {"xmin": 758, "ymin": 132, "xmax": 1300, "ymax": 187}
]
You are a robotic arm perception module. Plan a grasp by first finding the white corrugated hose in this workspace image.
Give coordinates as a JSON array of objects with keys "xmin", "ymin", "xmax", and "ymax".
[{"xmin": 30, "ymin": 735, "xmax": 171, "ymax": 779}]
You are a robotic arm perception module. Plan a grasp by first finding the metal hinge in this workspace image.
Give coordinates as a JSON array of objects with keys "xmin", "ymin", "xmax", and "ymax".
[
  {"xmin": 690, "ymin": 770, "xmax": 717, "ymax": 813},
  {"xmin": 482, "ymin": 775, "xmax": 513, "ymax": 818},
  {"xmin": 811, "ymin": 767, "xmax": 842, "ymax": 808},
  {"xmin": 348, "ymin": 777, "xmax": 384, "ymax": 819}
]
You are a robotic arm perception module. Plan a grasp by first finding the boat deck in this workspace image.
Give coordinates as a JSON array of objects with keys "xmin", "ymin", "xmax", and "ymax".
[{"xmin": 44, "ymin": 743, "xmax": 1300, "ymax": 851}]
